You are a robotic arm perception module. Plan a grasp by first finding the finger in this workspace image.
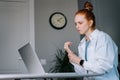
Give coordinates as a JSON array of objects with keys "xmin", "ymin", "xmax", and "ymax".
[{"xmin": 67, "ymin": 41, "xmax": 72, "ymax": 46}]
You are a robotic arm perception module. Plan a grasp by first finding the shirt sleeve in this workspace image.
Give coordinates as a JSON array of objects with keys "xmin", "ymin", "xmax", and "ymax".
[
  {"xmin": 71, "ymin": 62, "xmax": 87, "ymax": 74},
  {"xmin": 83, "ymin": 34, "xmax": 117, "ymax": 74}
]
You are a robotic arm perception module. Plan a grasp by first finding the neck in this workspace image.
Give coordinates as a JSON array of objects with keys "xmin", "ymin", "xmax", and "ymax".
[{"xmin": 85, "ymin": 28, "xmax": 95, "ymax": 41}]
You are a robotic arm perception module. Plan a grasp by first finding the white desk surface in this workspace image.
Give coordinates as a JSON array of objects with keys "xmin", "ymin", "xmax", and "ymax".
[{"xmin": 0, "ymin": 73, "xmax": 103, "ymax": 79}]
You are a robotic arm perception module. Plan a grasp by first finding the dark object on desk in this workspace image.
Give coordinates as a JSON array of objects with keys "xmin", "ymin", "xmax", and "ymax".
[{"xmin": 49, "ymin": 49, "xmax": 76, "ymax": 80}]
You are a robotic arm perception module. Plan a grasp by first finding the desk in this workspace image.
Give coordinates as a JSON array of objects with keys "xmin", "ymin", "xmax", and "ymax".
[{"xmin": 0, "ymin": 73, "xmax": 103, "ymax": 80}]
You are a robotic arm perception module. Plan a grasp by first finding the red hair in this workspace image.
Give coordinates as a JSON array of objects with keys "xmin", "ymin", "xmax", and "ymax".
[{"xmin": 75, "ymin": 1, "xmax": 96, "ymax": 29}]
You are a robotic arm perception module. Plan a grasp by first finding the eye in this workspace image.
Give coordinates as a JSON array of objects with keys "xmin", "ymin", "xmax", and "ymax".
[
  {"xmin": 78, "ymin": 22, "xmax": 83, "ymax": 25},
  {"xmin": 75, "ymin": 21, "xmax": 83, "ymax": 26}
]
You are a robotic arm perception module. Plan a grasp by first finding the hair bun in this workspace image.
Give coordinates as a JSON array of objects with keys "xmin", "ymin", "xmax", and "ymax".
[{"xmin": 84, "ymin": 1, "xmax": 93, "ymax": 12}]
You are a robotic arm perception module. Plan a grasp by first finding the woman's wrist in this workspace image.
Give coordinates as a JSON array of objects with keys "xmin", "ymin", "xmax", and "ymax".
[{"xmin": 66, "ymin": 48, "xmax": 72, "ymax": 54}]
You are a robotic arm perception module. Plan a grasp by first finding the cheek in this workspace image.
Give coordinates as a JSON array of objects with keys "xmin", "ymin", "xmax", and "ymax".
[
  {"xmin": 81, "ymin": 23, "xmax": 88, "ymax": 30},
  {"xmin": 80, "ymin": 24, "xmax": 89, "ymax": 34},
  {"xmin": 84, "ymin": 25, "xmax": 89, "ymax": 31}
]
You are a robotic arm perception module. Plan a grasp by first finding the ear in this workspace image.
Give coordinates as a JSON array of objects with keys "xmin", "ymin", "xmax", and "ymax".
[{"xmin": 89, "ymin": 20, "xmax": 93, "ymax": 27}]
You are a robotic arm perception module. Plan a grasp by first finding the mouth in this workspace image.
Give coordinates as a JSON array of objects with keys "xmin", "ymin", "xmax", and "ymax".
[
  {"xmin": 77, "ymin": 29, "xmax": 81, "ymax": 32},
  {"xmin": 77, "ymin": 30, "xmax": 83, "ymax": 34}
]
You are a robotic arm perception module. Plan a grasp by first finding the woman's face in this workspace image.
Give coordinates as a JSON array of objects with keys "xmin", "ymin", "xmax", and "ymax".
[{"xmin": 74, "ymin": 14, "xmax": 92, "ymax": 35}]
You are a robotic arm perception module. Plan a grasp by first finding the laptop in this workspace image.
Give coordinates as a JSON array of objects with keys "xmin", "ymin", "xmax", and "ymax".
[{"xmin": 18, "ymin": 43, "xmax": 45, "ymax": 74}]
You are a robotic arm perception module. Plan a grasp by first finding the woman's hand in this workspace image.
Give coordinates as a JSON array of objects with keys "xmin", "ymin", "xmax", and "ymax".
[
  {"xmin": 64, "ymin": 41, "xmax": 81, "ymax": 64},
  {"xmin": 64, "ymin": 41, "xmax": 72, "ymax": 52}
]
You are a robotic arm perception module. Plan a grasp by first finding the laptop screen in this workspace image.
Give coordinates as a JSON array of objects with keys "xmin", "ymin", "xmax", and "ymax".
[{"xmin": 18, "ymin": 43, "xmax": 45, "ymax": 74}]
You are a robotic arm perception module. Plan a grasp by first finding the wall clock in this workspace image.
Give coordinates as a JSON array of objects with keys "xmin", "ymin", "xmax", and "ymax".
[{"xmin": 49, "ymin": 12, "xmax": 67, "ymax": 30}]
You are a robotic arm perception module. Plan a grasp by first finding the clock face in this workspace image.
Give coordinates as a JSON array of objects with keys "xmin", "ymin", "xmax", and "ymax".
[{"xmin": 49, "ymin": 12, "xmax": 67, "ymax": 30}]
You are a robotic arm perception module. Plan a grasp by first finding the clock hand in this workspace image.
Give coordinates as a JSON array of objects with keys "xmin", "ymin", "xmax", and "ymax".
[{"xmin": 57, "ymin": 17, "xmax": 62, "ymax": 22}]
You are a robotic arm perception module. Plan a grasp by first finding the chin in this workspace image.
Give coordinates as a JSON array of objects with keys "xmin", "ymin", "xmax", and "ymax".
[{"xmin": 79, "ymin": 32, "xmax": 84, "ymax": 35}]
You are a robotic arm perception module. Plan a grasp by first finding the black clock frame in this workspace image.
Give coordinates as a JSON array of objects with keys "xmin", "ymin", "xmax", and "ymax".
[{"xmin": 49, "ymin": 12, "xmax": 67, "ymax": 30}]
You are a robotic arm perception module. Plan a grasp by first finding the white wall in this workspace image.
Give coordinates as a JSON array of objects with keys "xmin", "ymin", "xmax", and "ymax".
[
  {"xmin": 35, "ymin": 0, "xmax": 80, "ymax": 72},
  {"xmin": 0, "ymin": 0, "xmax": 35, "ymax": 73}
]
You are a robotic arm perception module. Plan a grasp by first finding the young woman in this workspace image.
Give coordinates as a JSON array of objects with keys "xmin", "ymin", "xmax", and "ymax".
[{"xmin": 64, "ymin": 1, "xmax": 119, "ymax": 80}]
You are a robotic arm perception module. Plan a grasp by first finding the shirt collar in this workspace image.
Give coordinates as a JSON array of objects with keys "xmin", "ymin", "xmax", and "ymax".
[
  {"xmin": 80, "ymin": 29, "xmax": 99, "ymax": 44},
  {"xmin": 88, "ymin": 29, "xmax": 99, "ymax": 41}
]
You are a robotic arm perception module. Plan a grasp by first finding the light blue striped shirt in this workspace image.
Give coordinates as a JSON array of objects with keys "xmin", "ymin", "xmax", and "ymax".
[{"xmin": 73, "ymin": 29, "xmax": 119, "ymax": 80}]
